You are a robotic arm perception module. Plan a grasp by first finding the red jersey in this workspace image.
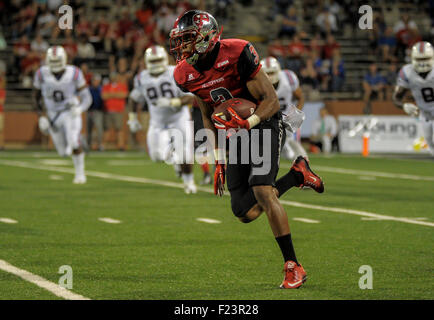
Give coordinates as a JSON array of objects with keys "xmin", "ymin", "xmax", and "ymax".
[{"xmin": 173, "ymin": 39, "xmax": 261, "ymax": 109}]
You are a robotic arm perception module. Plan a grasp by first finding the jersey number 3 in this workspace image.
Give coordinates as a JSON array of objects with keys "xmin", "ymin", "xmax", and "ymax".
[{"xmin": 210, "ymin": 87, "xmax": 233, "ymax": 104}]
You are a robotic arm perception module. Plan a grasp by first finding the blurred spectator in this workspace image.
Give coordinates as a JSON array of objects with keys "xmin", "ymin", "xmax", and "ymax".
[
  {"xmin": 363, "ymin": 63, "xmax": 386, "ymax": 113},
  {"xmin": 31, "ymin": 33, "xmax": 49, "ymax": 59},
  {"xmin": 117, "ymin": 57, "xmax": 132, "ymax": 85},
  {"xmin": 154, "ymin": 3, "xmax": 177, "ymax": 43},
  {"xmin": 80, "ymin": 63, "xmax": 93, "ymax": 85},
  {"xmin": 272, "ymin": 0, "xmax": 293, "ymax": 16},
  {"xmin": 13, "ymin": 34, "xmax": 31, "ymax": 75},
  {"xmin": 310, "ymin": 108, "xmax": 338, "ymax": 154},
  {"xmin": 394, "ymin": 14, "xmax": 418, "ymax": 59},
  {"xmin": 312, "ymin": 49, "xmax": 330, "ymax": 91},
  {"xmin": 215, "ymin": 0, "xmax": 232, "ymax": 23},
  {"xmin": 102, "ymin": 72, "xmax": 128, "ymax": 151},
  {"xmin": 268, "ymin": 38, "xmax": 287, "ymax": 63},
  {"xmin": 278, "ymin": 6, "xmax": 298, "ymax": 39},
  {"xmin": 383, "ymin": 62, "xmax": 398, "ymax": 100},
  {"xmin": 87, "ymin": 74, "xmax": 104, "ymax": 151},
  {"xmin": 75, "ymin": 35, "xmax": 96, "ymax": 64},
  {"xmin": 20, "ymin": 50, "xmax": 40, "ymax": 87},
  {"xmin": 322, "ymin": 34, "xmax": 340, "ymax": 59},
  {"xmin": 109, "ymin": 37, "xmax": 133, "ymax": 73},
  {"xmin": 0, "ymin": 62, "xmax": 5, "ymax": 150},
  {"xmin": 309, "ymin": 32, "xmax": 323, "ymax": 55},
  {"xmin": 287, "ymin": 33, "xmax": 306, "ymax": 59},
  {"xmin": 329, "ymin": 49, "xmax": 345, "ymax": 92},
  {"xmin": 36, "ymin": 4, "xmax": 56, "ymax": 38},
  {"xmin": 63, "ymin": 34, "xmax": 78, "ymax": 63},
  {"xmin": 117, "ymin": 8, "xmax": 134, "ymax": 37},
  {"xmin": 76, "ymin": 15, "xmax": 92, "ymax": 37},
  {"xmin": 378, "ymin": 27, "xmax": 397, "ymax": 62},
  {"xmin": 315, "ymin": 6, "xmax": 338, "ymax": 37},
  {"xmin": 299, "ymin": 57, "xmax": 320, "ymax": 100}
]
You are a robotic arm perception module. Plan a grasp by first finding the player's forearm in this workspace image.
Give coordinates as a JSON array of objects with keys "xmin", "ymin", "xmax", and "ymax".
[
  {"xmin": 294, "ymin": 88, "xmax": 305, "ymax": 110},
  {"xmin": 78, "ymin": 87, "xmax": 92, "ymax": 112},
  {"xmin": 254, "ymin": 96, "xmax": 280, "ymax": 121}
]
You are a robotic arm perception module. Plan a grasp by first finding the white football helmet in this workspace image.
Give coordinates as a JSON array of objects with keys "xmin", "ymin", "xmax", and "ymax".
[
  {"xmin": 145, "ymin": 45, "xmax": 169, "ymax": 75},
  {"xmin": 260, "ymin": 56, "xmax": 281, "ymax": 85},
  {"xmin": 45, "ymin": 46, "xmax": 67, "ymax": 73},
  {"xmin": 411, "ymin": 41, "xmax": 434, "ymax": 73}
]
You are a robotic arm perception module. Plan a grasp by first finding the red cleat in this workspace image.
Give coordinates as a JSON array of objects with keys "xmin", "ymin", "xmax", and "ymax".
[
  {"xmin": 280, "ymin": 260, "xmax": 307, "ymax": 289},
  {"xmin": 291, "ymin": 156, "xmax": 324, "ymax": 193}
]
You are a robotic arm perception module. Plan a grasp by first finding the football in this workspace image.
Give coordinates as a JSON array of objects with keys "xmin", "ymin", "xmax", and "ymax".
[{"xmin": 212, "ymin": 98, "xmax": 257, "ymax": 123}]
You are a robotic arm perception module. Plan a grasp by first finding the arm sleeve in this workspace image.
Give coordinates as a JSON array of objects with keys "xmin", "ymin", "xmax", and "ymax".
[
  {"xmin": 396, "ymin": 67, "xmax": 410, "ymax": 88},
  {"xmin": 78, "ymin": 87, "xmax": 92, "ymax": 112},
  {"xmin": 237, "ymin": 42, "xmax": 261, "ymax": 82}
]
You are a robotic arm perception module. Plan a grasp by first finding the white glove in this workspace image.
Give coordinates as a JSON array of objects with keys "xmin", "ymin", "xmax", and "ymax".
[
  {"xmin": 65, "ymin": 96, "xmax": 82, "ymax": 117},
  {"xmin": 38, "ymin": 116, "xmax": 50, "ymax": 135},
  {"xmin": 403, "ymin": 103, "xmax": 419, "ymax": 117},
  {"xmin": 282, "ymin": 105, "xmax": 306, "ymax": 133},
  {"xmin": 156, "ymin": 97, "xmax": 182, "ymax": 108},
  {"xmin": 127, "ymin": 112, "xmax": 142, "ymax": 133}
]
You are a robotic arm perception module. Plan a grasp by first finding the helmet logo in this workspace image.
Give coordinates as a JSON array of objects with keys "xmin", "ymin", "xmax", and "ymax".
[{"xmin": 193, "ymin": 13, "xmax": 209, "ymax": 28}]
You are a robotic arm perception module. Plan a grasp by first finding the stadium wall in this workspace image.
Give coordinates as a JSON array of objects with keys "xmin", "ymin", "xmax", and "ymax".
[{"xmin": 3, "ymin": 101, "xmax": 405, "ymax": 144}]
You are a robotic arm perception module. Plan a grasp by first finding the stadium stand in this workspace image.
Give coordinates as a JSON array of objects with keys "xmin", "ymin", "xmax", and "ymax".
[{"xmin": 0, "ymin": 0, "xmax": 433, "ymax": 145}]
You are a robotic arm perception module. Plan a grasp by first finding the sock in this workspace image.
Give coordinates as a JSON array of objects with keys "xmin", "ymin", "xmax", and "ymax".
[
  {"xmin": 275, "ymin": 233, "xmax": 298, "ymax": 264},
  {"xmin": 182, "ymin": 172, "xmax": 194, "ymax": 184},
  {"xmin": 275, "ymin": 170, "xmax": 303, "ymax": 197},
  {"xmin": 201, "ymin": 162, "xmax": 210, "ymax": 174},
  {"xmin": 72, "ymin": 153, "xmax": 85, "ymax": 177}
]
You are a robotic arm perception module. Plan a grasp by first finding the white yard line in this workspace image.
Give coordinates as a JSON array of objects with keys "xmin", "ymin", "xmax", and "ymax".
[
  {"xmin": 0, "ymin": 218, "xmax": 18, "ymax": 224},
  {"xmin": 98, "ymin": 217, "xmax": 122, "ymax": 224},
  {"xmin": 0, "ymin": 259, "xmax": 90, "ymax": 300},
  {"xmin": 1, "ymin": 159, "xmax": 433, "ymax": 228},
  {"xmin": 293, "ymin": 218, "xmax": 320, "ymax": 224},
  {"xmin": 196, "ymin": 218, "xmax": 222, "ymax": 224},
  {"xmin": 304, "ymin": 165, "xmax": 434, "ymax": 182}
]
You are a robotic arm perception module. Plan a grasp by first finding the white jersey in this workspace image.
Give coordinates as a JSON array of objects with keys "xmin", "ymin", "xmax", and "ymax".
[
  {"xmin": 275, "ymin": 69, "xmax": 300, "ymax": 115},
  {"xmin": 397, "ymin": 64, "xmax": 434, "ymax": 118},
  {"xmin": 33, "ymin": 65, "xmax": 86, "ymax": 115},
  {"xmin": 130, "ymin": 66, "xmax": 192, "ymax": 126}
]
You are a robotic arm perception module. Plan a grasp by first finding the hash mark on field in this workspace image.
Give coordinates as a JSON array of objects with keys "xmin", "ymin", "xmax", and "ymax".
[
  {"xmin": 358, "ymin": 176, "xmax": 376, "ymax": 181},
  {"xmin": 49, "ymin": 174, "xmax": 64, "ymax": 181},
  {"xmin": 197, "ymin": 218, "xmax": 222, "ymax": 224},
  {"xmin": 98, "ymin": 217, "xmax": 122, "ymax": 224},
  {"xmin": 0, "ymin": 218, "xmax": 18, "ymax": 224},
  {"xmin": 0, "ymin": 259, "xmax": 90, "ymax": 300},
  {"xmin": 1, "ymin": 159, "xmax": 433, "ymax": 228},
  {"xmin": 293, "ymin": 218, "xmax": 320, "ymax": 224},
  {"xmin": 362, "ymin": 217, "xmax": 428, "ymax": 221}
]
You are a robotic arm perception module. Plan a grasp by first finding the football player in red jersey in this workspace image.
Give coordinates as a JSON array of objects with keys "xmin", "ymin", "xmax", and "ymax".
[{"xmin": 170, "ymin": 10, "xmax": 324, "ymax": 289}]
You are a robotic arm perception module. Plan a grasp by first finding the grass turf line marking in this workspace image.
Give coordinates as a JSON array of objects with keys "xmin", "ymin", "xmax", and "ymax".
[
  {"xmin": 196, "ymin": 218, "xmax": 222, "ymax": 224},
  {"xmin": 308, "ymin": 165, "xmax": 434, "ymax": 182},
  {"xmin": 0, "ymin": 218, "xmax": 18, "ymax": 224},
  {"xmin": 1, "ymin": 159, "xmax": 433, "ymax": 228},
  {"xmin": 98, "ymin": 217, "xmax": 122, "ymax": 224},
  {"xmin": 49, "ymin": 174, "xmax": 64, "ymax": 181},
  {"xmin": 293, "ymin": 218, "xmax": 320, "ymax": 224},
  {"xmin": 0, "ymin": 259, "xmax": 90, "ymax": 300},
  {"xmin": 282, "ymin": 163, "xmax": 434, "ymax": 182}
]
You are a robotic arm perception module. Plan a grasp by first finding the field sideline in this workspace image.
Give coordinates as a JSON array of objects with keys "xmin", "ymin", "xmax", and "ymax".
[{"xmin": 0, "ymin": 151, "xmax": 433, "ymax": 300}]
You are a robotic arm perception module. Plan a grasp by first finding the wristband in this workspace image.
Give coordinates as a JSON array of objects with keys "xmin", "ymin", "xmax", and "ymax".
[
  {"xmin": 170, "ymin": 98, "xmax": 182, "ymax": 108},
  {"xmin": 247, "ymin": 114, "xmax": 261, "ymax": 129},
  {"xmin": 128, "ymin": 112, "xmax": 138, "ymax": 121}
]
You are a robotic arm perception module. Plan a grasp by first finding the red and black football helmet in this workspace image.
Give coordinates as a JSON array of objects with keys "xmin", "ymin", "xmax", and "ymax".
[{"xmin": 169, "ymin": 10, "xmax": 222, "ymax": 65}]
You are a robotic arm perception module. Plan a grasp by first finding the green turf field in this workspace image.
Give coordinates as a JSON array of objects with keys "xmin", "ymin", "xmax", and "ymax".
[{"xmin": 0, "ymin": 151, "xmax": 433, "ymax": 300}]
